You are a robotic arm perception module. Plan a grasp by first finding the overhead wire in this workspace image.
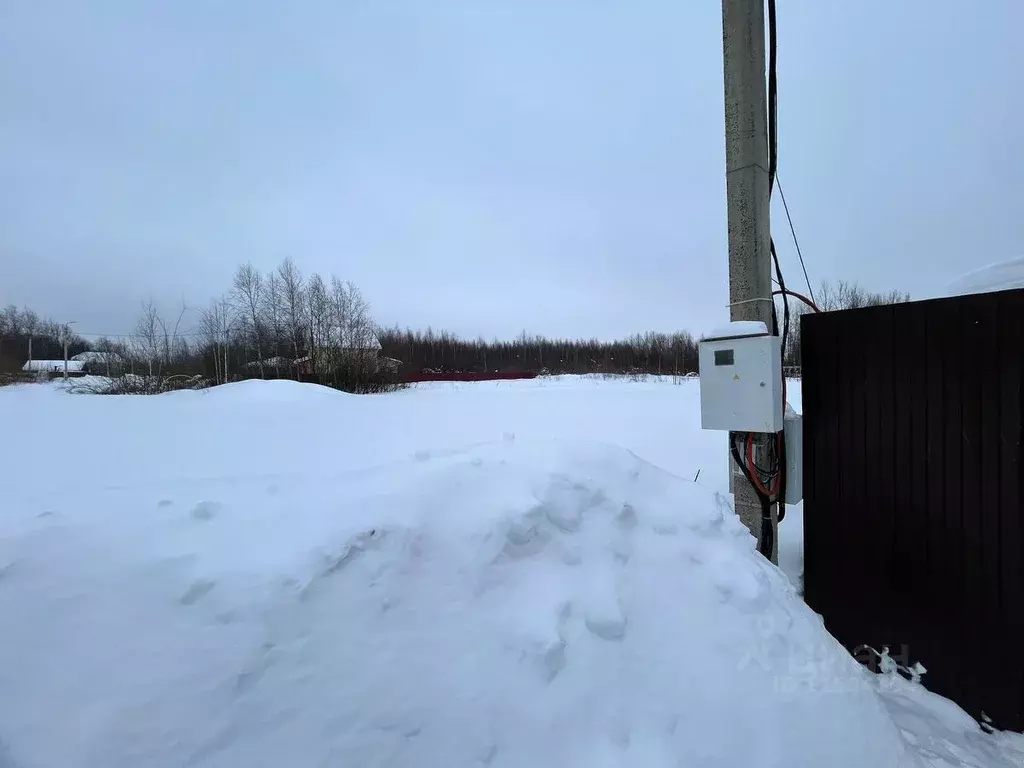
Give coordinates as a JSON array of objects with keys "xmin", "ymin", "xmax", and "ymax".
[
  {"xmin": 776, "ymin": 176, "xmax": 816, "ymax": 306},
  {"xmin": 771, "ymin": 288, "xmax": 819, "ymax": 314}
]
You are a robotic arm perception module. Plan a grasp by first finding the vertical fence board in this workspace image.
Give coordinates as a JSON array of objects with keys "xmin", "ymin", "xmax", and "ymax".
[
  {"xmin": 959, "ymin": 296, "xmax": 985, "ymax": 717},
  {"xmin": 801, "ymin": 313, "xmax": 826, "ymax": 609},
  {"xmin": 941, "ymin": 297, "xmax": 969, "ymax": 707},
  {"xmin": 924, "ymin": 297, "xmax": 963, "ymax": 704}
]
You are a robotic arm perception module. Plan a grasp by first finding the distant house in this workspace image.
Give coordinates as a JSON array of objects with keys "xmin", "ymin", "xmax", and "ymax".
[
  {"xmin": 22, "ymin": 360, "xmax": 87, "ymax": 376},
  {"xmin": 378, "ymin": 356, "xmax": 402, "ymax": 373},
  {"xmin": 243, "ymin": 356, "xmax": 294, "ymax": 378},
  {"xmin": 72, "ymin": 351, "xmax": 126, "ymax": 376},
  {"xmin": 244, "ymin": 356, "xmax": 292, "ymax": 370},
  {"xmin": 294, "ymin": 345, "xmax": 398, "ymax": 377}
]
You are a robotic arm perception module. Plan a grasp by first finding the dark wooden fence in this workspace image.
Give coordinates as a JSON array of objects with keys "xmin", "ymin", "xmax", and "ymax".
[{"xmin": 802, "ymin": 289, "xmax": 1024, "ymax": 731}]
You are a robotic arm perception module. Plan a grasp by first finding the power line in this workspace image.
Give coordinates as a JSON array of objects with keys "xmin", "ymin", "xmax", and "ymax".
[
  {"xmin": 73, "ymin": 331, "xmax": 206, "ymax": 339},
  {"xmin": 1, "ymin": 331, "xmax": 209, "ymax": 341},
  {"xmin": 776, "ymin": 175, "xmax": 816, "ymax": 305}
]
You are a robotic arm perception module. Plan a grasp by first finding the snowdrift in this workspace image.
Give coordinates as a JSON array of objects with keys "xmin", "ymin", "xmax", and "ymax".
[{"xmin": 2, "ymin": 379, "xmax": 1017, "ymax": 766}]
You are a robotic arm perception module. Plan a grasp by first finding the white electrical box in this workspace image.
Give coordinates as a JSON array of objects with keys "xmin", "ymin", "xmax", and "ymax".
[{"xmin": 699, "ymin": 323, "xmax": 783, "ymax": 433}]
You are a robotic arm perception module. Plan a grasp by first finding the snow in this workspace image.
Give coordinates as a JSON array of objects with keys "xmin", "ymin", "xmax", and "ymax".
[
  {"xmin": 708, "ymin": 320, "xmax": 769, "ymax": 339},
  {"xmin": 0, "ymin": 376, "xmax": 1020, "ymax": 767},
  {"xmin": 20, "ymin": 359, "xmax": 85, "ymax": 373},
  {"xmin": 71, "ymin": 351, "xmax": 122, "ymax": 364},
  {"xmin": 945, "ymin": 255, "xmax": 1024, "ymax": 297}
]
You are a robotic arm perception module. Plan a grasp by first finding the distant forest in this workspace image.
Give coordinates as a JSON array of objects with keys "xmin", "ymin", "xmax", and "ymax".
[
  {"xmin": 0, "ymin": 263, "xmax": 908, "ymax": 391},
  {"xmin": 377, "ymin": 279, "xmax": 908, "ymax": 375},
  {"xmin": 378, "ymin": 328, "xmax": 700, "ymax": 376}
]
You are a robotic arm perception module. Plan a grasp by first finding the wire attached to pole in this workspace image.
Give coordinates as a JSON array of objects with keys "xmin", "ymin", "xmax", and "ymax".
[
  {"xmin": 776, "ymin": 176, "xmax": 816, "ymax": 306},
  {"xmin": 772, "ymin": 288, "xmax": 820, "ymax": 314}
]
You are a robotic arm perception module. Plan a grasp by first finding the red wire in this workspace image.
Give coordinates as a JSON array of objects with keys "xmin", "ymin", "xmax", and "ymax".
[
  {"xmin": 772, "ymin": 288, "xmax": 820, "ymax": 314},
  {"xmin": 746, "ymin": 432, "xmax": 782, "ymax": 498}
]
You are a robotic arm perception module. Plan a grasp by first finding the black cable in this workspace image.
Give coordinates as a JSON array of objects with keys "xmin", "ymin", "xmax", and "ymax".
[
  {"xmin": 776, "ymin": 176, "xmax": 816, "ymax": 305},
  {"xmin": 730, "ymin": 433, "xmax": 784, "ymax": 554},
  {"xmin": 771, "ymin": 240, "xmax": 790, "ymax": 373},
  {"xmin": 767, "ymin": 0, "xmax": 788, "ymax": 533},
  {"xmin": 759, "ymin": 495, "xmax": 774, "ymax": 559},
  {"xmin": 766, "ymin": 0, "xmax": 787, "ymax": 368}
]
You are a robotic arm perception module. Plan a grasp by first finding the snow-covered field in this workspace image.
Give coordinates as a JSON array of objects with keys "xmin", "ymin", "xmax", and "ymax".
[{"xmin": 0, "ymin": 377, "xmax": 1019, "ymax": 767}]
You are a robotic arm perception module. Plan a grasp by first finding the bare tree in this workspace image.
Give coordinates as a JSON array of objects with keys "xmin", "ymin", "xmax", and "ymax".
[
  {"xmin": 323, "ymin": 279, "xmax": 378, "ymax": 389},
  {"xmin": 277, "ymin": 257, "xmax": 306, "ymax": 365},
  {"xmin": 199, "ymin": 298, "xmax": 238, "ymax": 384},
  {"xmin": 160, "ymin": 302, "xmax": 188, "ymax": 369},
  {"xmin": 20, "ymin": 308, "xmax": 39, "ymax": 354},
  {"xmin": 306, "ymin": 273, "xmax": 330, "ymax": 378},
  {"xmin": 232, "ymin": 263, "xmax": 266, "ymax": 378},
  {"xmin": 264, "ymin": 271, "xmax": 286, "ymax": 376},
  {"xmin": 131, "ymin": 299, "xmax": 187, "ymax": 380},
  {"xmin": 329, "ymin": 275, "xmax": 351, "ymax": 350},
  {"xmin": 817, "ymin": 280, "xmax": 910, "ymax": 311},
  {"xmin": 134, "ymin": 300, "xmax": 161, "ymax": 376},
  {"xmin": 344, "ymin": 281, "xmax": 375, "ymax": 349},
  {"xmin": 1, "ymin": 305, "xmax": 18, "ymax": 336}
]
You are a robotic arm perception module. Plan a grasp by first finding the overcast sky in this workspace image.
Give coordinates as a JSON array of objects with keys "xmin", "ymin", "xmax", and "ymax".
[{"xmin": 2, "ymin": 1, "xmax": 1021, "ymax": 341}]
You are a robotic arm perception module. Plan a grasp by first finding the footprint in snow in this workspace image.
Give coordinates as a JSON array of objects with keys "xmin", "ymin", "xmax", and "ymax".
[
  {"xmin": 180, "ymin": 579, "xmax": 216, "ymax": 605},
  {"xmin": 190, "ymin": 501, "xmax": 222, "ymax": 521}
]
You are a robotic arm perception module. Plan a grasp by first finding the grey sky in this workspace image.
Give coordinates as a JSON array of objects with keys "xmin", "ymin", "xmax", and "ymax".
[{"xmin": 2, "ymin": 1, "xmax": 1021, "ymax": 341}]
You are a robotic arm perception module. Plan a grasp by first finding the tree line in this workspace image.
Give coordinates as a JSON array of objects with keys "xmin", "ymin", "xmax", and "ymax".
[
  {"xmin": 377, "ymin": 280, "xmax": 910, "ymax": 375},
  {"xmin": 1, "ymin": 277, "xmax": 908, "ymax": 390},
  {"xmin": 378, "ymin": 328, "xmax": 701, "ymax": 375},
  {"xmin": 0, "ymin": 306, "xmax": 90, "ymax": 372},
  {"xmin": 1, "ymin": 258, "xmax": 394, "ymax": 392}
]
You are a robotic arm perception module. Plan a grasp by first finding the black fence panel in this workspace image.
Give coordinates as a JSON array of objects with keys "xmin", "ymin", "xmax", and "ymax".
[{"xmin": 802, "ymin": 289, "xmax": 1024, "ymax": 730}]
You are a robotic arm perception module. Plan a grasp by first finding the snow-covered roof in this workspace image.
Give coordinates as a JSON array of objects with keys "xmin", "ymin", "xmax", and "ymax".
[
  {"xmin": 706, "ymin": 320, "xmax": 769, "ymax": 340},
  {"xmin": 946, "ymin": 256, "xmax": 1024, "ymax": 297},
  {"xmin": 22, "ymin": 360, "xmax": 86, "ymax": 372},
  {"xmin": 71, "ymin": 351, "xmax": 123, "ymax": 363}
]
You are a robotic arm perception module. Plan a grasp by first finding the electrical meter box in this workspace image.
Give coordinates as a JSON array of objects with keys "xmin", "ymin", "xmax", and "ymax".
[{"xmin": 699, "ymin": 323, "xmax": 783, "ymax": 433}]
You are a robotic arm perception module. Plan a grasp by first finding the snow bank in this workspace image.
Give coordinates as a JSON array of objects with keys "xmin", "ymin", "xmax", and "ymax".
[
  {"xmin": 0, "ymin": 378, "xmax": 1015, "ymax": 767},
  {"xmin": 0, "ymin": 438, "xmax": 915, "ymax": 767},
  {"xmin": 874, "ymin": 672, "xmax": 1024, "ymax": 766},
  {"xmin": 199, "ymin": 378, "xmax": 350, "ymax": 401},
  {"xmin": 946, "ymin": 255, "xmax": 1024, "ymax": 297}
]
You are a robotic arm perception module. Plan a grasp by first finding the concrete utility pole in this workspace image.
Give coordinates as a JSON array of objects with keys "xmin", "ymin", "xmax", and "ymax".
[{"xmin": 721, "ymin": 0, "xmax": 778, "ymax": 561}]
